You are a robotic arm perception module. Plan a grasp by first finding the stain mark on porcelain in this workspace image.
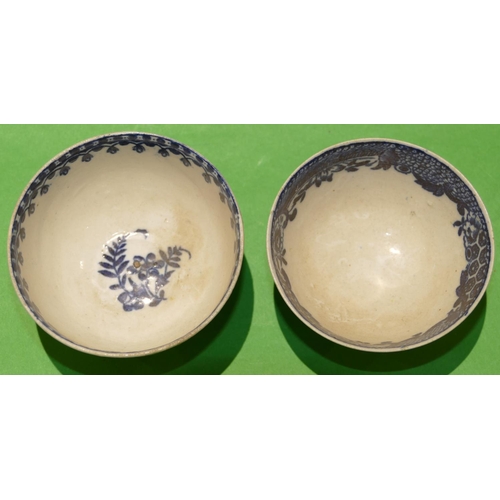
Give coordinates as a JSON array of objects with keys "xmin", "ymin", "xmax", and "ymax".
[{"xmin": 98, "ymin": 229, "xmax": 191, "ymax": 311}]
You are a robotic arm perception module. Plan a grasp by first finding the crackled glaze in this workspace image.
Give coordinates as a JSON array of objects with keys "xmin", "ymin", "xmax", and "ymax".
[
  {"xmin": 267, "ymin": 139, "xmax": 494, "ymax": 352},
  {"xmin": 9, "ymin": 133, "xmax": 243, "ymax": 357}
]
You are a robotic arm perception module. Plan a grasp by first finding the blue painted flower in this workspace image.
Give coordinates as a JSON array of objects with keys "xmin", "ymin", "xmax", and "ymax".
[{"xmin": 127, "ymin": 253, "xmax": 165, "ymax": 281}]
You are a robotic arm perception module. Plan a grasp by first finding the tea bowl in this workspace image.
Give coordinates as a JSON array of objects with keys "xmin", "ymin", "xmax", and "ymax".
[
  {"xmin": 8, "ymin": 132, "xmax": 244, "ymax": 357},
  {"xmin": 267, "ymin": 139, "xmax": 494, "ymax": 352}
]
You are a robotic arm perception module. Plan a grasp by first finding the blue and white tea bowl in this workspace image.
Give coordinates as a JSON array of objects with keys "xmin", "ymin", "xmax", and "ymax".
[
  {"xmin": 8, "ymin": 132, "xmax": 244, "ymax": 357},
  {"xmin": 267, "ymin": 139, "xmax": 494, "ymax": 352}
]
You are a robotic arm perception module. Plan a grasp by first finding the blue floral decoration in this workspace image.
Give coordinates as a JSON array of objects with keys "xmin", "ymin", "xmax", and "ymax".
[{"xmin": 99, "ymin": 232, "xmax": 191, "ymax": 311}]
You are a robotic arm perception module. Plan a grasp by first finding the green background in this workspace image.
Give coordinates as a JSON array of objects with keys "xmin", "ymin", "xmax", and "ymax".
[{"xmin": 0, "ymin": 125, "xmax": 498, "ymax": 374}]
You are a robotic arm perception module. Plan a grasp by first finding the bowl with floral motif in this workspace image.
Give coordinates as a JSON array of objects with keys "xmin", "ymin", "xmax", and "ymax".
[
  {"xmin": 8, "ymin": 132, "xmax": 244, "ymax": 357},
  {"xmin": 267, "ymin": 139, "xmax": 494, "ymax": 352}
]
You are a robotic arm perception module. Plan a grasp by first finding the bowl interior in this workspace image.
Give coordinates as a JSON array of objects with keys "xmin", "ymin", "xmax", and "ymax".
[
  {"xmin": 269, "ymin": 140, "xmax": 493, "ymax": 351},
  {"xmin": 10, "ymin": 133, "xmax": 242, "ymax": 356}
]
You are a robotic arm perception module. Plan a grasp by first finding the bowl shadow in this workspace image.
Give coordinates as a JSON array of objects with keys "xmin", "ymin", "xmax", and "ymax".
[
  {"xmin": 39, "ymin": 257, "xmax": 253, "ymax": 374},
  {"xmin": 274, "ymin": 286, "xmax": 486, "ymax": 374}
]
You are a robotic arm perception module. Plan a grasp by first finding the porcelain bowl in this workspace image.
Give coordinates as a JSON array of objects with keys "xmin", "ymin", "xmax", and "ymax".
[
  {"xmin": 267, "ymin": 139, "xmax": 494, "ymax": 352},
  {"xmin": 8, "ymin": 132, "xmax": 243, "ymax": 357}
]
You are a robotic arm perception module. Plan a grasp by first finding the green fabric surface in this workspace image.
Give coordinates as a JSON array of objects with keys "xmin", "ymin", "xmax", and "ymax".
[{"xmin": 0, "ymin": 125, "xmax": 498, "ymax": 374}]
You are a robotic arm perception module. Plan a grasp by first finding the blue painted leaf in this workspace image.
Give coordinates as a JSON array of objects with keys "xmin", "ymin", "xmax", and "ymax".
[
  {"xmin": 133, "ymin": 301, "xmax": 144, "ymax": 310},
  {"xmin": 294, "ymin": 192, "xmax": 306, "ymax": 204},
  {"xmin": 110, "ymin": 284, "xmax": 121, "ymax": 290},
  {"xmin": 159, "ymin": 249, "xmax": 168, "ymax": 262},
  {"xmin": 123, "ymin": 303, "xmax": 134, "ymax": 312},
  {"xmin": 168, "ymin": 262, "xmax": 180, "ymax": 268},
  {"xmin": 116, "ymin": 261, "xmax": 129, "ymax": 275},
  {"xmin": 99, "ymin": 270, "xmax": 116, "ymax": 278},
  {"xmin": 115, "ymin": 254, "xmax": 126, "ymax": 266},
  {"xmin": 99, "ymin": 262, "xmax": 113, "ymax": 269},
  {"xmin": 159, "ymin": 290, "xmax": 165, "ymax": 299},
  {"xmin": 108, "ymin": 247, "xmax": 116, "ymax": 256},
  {"xmin": 121, "ymin": 274, "xmax": 127, "ymax": 286},
  {"xmin": 103, "ymin": 254, "xmax": 114, "ymax": 263},
  {"xmin": 149, "ymin": 299, "xmax": 161, "ymax": 307},
  {"xmin": 118, "ymin": 292, "xmax": 129, "ymax": 303},
  {"xmin": 165, "ymin": 271, "xmax": 174, "ymax": 279}
]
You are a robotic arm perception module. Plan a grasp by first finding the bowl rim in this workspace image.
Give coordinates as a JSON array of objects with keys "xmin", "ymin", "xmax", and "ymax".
[
  {"xmin": 7, "ymin": 131, "xmax": 245, "ymax": 358},
  {"xmin": 266, "ymin": 137, "xmax": 495, "ymax": 352}
]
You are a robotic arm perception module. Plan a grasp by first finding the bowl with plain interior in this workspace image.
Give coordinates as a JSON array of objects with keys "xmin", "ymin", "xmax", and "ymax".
[
  {"xmin": 8, "ymin": 132, "xmax": 244, "ymax": 357},
  {"xmin": 267, "ymin": 139, "xmax": 494, "ymax": 352}
]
